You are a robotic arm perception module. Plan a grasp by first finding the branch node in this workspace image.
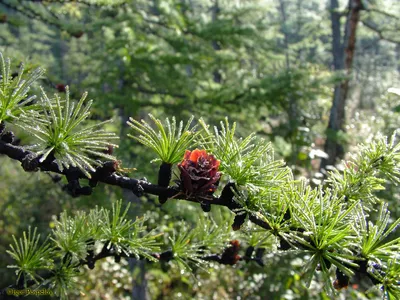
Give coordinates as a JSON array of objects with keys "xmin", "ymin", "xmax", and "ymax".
[
  {"xmin": 21, "ymin": 153, "xmax": 40, "ymax": 172},
  {"xmin": 159, "ymin": 250, "xmax": 174, "ymax": 261},
  {"xmin": 0, "ymin": 121, "xmax": 5, "ymax": 135},
  {"xmin": 1, "ymin": 131, "xmax": 14, "ymax": 143},
  {"xmin": 200, "ymin": 202, "xmax": 211, "ymax": 212},
  {"xmin": 133, "ymin": 182, "xmax": 144, "ymax": 197},
  {"xmin": 232, "ymin": 213, "xmax": 247, "ymax": 231}
]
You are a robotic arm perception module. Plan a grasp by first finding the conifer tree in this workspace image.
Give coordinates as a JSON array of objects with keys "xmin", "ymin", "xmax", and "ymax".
[{"xmin": 1, "ymin": 53, "xmax": 400, "ymax": 299}]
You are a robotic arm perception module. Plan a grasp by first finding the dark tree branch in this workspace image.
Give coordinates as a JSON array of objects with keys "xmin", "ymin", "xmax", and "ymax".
[
  {"xmin": 1, "ymin": 238, "xmax": 263, "ymax": 292},
  {"xmin": 0, "ymin": 138, "xmax": 273, "ymax": 229}
]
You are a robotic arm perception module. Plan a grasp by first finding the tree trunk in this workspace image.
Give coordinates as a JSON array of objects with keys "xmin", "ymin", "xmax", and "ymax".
[
  {"xmin": 396, "ymin": 44, "xmax": 400, "ymax": 74},
  {"xmin": 320, "ymin": 0, "xmax": 363, "ymax": 169},
  {"xmin": 211, "ymin": 0, "xmax": 222, "ymax": 83},
  {"xmin": 278, "ymin": 0, "xmax": 298, "ymax": 165},
  {"xmin": 278, "ymin": 0, "xmax": 290, "ymax": 70}
]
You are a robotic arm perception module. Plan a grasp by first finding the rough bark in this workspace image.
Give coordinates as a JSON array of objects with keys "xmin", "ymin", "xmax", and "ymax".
[{"xmin": 320, "ymin": 0, "xmax": 363, "ymax": 170}]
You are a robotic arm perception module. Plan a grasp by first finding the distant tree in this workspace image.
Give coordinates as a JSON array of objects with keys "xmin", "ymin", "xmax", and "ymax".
[{"xmin": 321, "ymin": 0, "xmax": 400, "ymax": 169}]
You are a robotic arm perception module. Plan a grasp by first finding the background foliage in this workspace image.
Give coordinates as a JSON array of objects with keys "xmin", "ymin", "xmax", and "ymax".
[{"xmin": 0, "ymin": 0, "xmax": 400, "ymax": 299}]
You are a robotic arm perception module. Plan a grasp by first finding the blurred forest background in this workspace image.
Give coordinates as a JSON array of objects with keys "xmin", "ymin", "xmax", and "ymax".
[{"xmin": 0, "ymin": 0, "xmax": 400, "ymax": 299}]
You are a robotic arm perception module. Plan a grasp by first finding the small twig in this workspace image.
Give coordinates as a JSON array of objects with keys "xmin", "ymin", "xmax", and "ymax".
[
  {"xmin": 367, "ymin": 7, "xmax": 400, "ymax": 20},
  {"xmin": 361, "ymin": 20, "xmax": 400, "ymax": 45},
  {"xmin": 17, "ymin": 0, "xmax": 122, "ymax": 7},
  {"xmin": 0, "ymin": 0, "xmax": 63, "ymax": 29}
]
